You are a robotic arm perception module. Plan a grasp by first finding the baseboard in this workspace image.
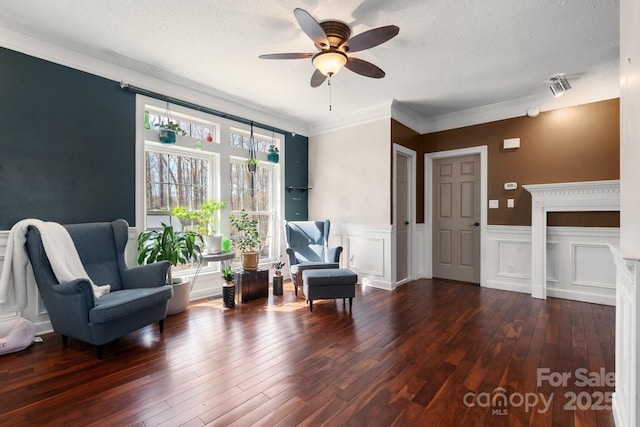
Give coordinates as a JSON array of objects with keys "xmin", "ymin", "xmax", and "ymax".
[
  {"xmin": 484, "ymin": 279, "xmax": 531, "ymax": 295},
  {"xmin": 547, "ymin": 288, "xmax": 615, "ymax": 306}
]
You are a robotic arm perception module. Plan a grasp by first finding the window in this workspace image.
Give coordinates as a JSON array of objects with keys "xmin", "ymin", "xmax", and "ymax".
[
  {"xmin": 145, "ymin": 150, "xmax": 209, "ymax": 214},
  {"xmin": 229, "ymin": 128, "xmax": 274, "ymax": 153},
  {"xmin": 229, "ymin": 159, "xmax": 275, "ymax": 260},
  {"xmin": 137, "ymin": 97, "xmax": 282, "ymax": 278}
]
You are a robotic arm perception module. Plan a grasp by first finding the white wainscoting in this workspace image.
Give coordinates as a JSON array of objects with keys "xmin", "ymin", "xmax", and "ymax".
[
  {"xmin": 1, "ymin": 229, "xmax": 57, "ymax": 334},
  {"xmin": 610, "ymin": 247, "xmax": 638, "ymax": 427},
  {"xmin": 330, "ymin": 223, "xmax": 395, "ymax": 290},
  {"xmin": 610, "ymin": 246, "xmax": 640, "ymax": 426},
  {"xmin": 485, "ymin": 225, "xmax": 619, "ymax": 305}
]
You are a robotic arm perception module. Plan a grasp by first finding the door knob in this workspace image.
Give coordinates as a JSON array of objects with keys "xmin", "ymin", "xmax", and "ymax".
[
  {"xmin": 405, "ymin": 221, "xmax": 410, "ymax": 225},
  {"xmin": 470, "ymin": 222, "xmax": 480, "ymax": 227}
]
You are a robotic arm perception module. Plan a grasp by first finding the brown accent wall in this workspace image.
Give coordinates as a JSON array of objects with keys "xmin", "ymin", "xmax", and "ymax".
[{"xmin": 421, "ymin": 99, "xmax": 620, "ymax": 226}]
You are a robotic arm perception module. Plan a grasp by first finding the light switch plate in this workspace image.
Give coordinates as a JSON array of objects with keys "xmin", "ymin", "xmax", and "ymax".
[
  {"xmin": 489, "ymin": 200, "xmax": 499, "ymax": 209},
  {"xmin": 507, "ymin": 199, "xmax": 515, "ymax": 208}
]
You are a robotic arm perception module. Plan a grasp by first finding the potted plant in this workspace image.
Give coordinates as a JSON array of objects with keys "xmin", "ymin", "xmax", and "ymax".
[
  {"xmin": 156, "ymin": 120, "xmax": 186, "ymax": 144},
  {"xmin": 137, "ymin": 223, "xmax": 203, "ymax": 315},
  {"xmin": 173, "ymin": 200, "xmax": 226, "ymax": 254},
  {"xmin": 271, "ymin": 256, "xmax": 286, "ymax": 296},
  {"xmin": 267, "ymin": 145, "xmax": 279, "ymax": 163},
  {"xmin": 221, "ymin": 266, "xmax": 235, "ymax": 308},
  {"xmin": 229, "ymin": 210, "xmax": 260, "ymax": 271},
  {"xmin": 246, "ymin": 157, "xmax": 259, "ymax": 173}
]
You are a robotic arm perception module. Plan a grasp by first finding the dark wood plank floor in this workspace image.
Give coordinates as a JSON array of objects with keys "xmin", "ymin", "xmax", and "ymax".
[{"xmin": 0, "ymin": 279, "xmax": 615, "ymax": 426}]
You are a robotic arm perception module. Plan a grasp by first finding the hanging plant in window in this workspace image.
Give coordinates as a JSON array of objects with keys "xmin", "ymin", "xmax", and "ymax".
[
  {"xmin": 247, "ymin": 122, "xmax": 258, "ymax": 197},
  {"xmin": 155, "ymin": 102, "xmax": 186, "ymax": 144},
  {"xmin": 268, "ymin": 131, "xmax": 279, "ymax": 163},
  {"xmin": 247, "ymin": 122, "xmax": 258, "ymax": 173}
]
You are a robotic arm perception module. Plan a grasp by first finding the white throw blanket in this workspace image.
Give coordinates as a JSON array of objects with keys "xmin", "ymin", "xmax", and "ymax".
[{"xmin": 0, "ymin": 219, "xmax": 110, "ymax": 311}]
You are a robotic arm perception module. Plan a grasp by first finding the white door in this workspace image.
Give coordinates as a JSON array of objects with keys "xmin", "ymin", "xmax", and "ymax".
[{"xmin": 432, "ymin": 154, "xmax": 480, "ymax": 283}]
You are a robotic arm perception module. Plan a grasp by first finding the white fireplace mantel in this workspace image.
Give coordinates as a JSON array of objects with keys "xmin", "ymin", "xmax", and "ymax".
[{"xmin": 523, "ymin": 180, "xmax": 620, "ymax": 299}]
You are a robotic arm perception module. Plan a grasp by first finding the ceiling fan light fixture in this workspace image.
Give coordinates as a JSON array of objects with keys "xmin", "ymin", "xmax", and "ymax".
[{"xmin": 312, "ymin": 50, "xmax": 348, "ymax": 76}]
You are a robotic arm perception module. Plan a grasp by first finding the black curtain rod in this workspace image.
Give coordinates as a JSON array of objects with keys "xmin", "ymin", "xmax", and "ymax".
[{"xmin": 120, "ymin": 81, "xmax": 291, "ymax": 136}]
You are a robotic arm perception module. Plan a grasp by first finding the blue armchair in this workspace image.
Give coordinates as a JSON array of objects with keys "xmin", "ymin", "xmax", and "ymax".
[
  {"xmin": 284, "ymin": 220, "xmax": 343, "ymax": 297},
  {"xmin": 25, "ymin": 219, "xmax": 172, "ymax": 359}
]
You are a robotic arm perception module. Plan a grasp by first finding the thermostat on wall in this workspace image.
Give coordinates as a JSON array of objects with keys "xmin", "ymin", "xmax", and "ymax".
[{"xmin": 504, "ymin": 182, "xmax": 517, "ymax": 190}]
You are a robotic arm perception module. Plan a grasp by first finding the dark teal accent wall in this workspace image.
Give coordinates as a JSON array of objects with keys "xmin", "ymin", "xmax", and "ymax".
[
  {"xmin": 284, "ymin": 133, "xmax": 309, "ymax": 221},
  {"xmin": 0, "ymin": 46, "xmax": 310, "ymax": 229},
  {"xmin": 0, "ymin": 47, "xmax": 136, "ymax": 229}
]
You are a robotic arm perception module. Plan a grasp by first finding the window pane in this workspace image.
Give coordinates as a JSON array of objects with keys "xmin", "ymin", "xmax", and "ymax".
[
  {"xmin": 229, "ymin": 159, "xmax": 275, "ymax": 260},
  {"xmin": 146, "ymin": 150, "xmax": 210, "ymax": 213}
]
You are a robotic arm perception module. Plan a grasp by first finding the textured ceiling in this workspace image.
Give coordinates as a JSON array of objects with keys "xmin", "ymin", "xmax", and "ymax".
[{"xmin": 0, "ymin": 0, "xmax": 620, "ymax": 133}]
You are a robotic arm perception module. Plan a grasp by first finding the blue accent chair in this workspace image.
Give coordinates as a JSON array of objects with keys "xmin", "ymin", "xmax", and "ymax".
[
  {"xmin": 25, "ymin": 219, "xmax": 172, "ymax": 359},
  {"xmin": 284, "ymin": 220, "xmax": 343, "ymax": 297}
]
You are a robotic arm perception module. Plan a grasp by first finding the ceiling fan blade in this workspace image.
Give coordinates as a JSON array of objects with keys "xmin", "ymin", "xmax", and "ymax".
[
  {"xmin": 259, "ymin": 53, "xmax": 314, "ymax": 60},
  {"xmin": 345, "ymin": 57, "xmax": 386, "ymax": 78},
  {"xmin": 343, "ymin": 25, "xmax": 399, "ymax": 53},
  {"xmin": 294, "ymin": 8, "xmax": 329, "ymax": 48},
  {"xmin": 310, "ymin": 69, "xmax": 328, "ymax": 87}
]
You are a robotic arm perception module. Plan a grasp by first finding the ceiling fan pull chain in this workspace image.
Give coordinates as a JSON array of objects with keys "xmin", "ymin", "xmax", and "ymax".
[{"xmin": 329, "ymin": 77, "xmax": 332, "ymax": 112}]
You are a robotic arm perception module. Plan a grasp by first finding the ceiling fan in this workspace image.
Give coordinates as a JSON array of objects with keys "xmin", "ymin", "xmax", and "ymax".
[{"xmin": 259, "ymin": 8, "xmax": 399, "ymax": 87}]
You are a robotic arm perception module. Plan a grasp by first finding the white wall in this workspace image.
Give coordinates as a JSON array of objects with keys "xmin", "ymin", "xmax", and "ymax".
[
  {"xmin": 308, "ymin": 119, "xmax": 391, "ymax": 226},
  {"xmin": 620, "ymin": 0, "xmax": 640, "ymax": 258},
  {"xmin": 614, "ymin": 0, "xmax": 640, "ymax": 425}
]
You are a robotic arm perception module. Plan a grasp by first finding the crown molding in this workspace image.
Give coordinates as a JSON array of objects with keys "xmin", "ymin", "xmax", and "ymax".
[
  {"xmin": 418, "ymin": 76, "xmax": 620, "ymax": 134},
  {"xmin": 307, "ymin": 99, "xmax": 394, "ymax": 136},
  {"xmin": 1, "ymin": 17, "xmax": 619, "ymax": 139},
  {"xmin": 390, "ymin": 100, "xmax": 423, "ymax": 133}
]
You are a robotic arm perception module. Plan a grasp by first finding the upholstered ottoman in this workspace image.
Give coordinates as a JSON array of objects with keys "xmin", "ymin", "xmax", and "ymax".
[{"xmin": 302, "ymin": 268, "xmax": 358, "ymax": 312}]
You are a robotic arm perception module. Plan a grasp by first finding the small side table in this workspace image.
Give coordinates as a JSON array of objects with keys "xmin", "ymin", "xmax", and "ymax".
[
  {"xmin": 234, "ymin": 269, "xmax": 268, "ymax": 303},
  {"xmin": 190, "ymin": 251, "xmax": 235, "ymax": 290}
]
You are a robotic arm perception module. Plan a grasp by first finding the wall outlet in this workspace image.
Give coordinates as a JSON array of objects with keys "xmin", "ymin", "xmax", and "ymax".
[{"xmin": 489, "ymin": 199, "xmax": 499, "ymax": 209}]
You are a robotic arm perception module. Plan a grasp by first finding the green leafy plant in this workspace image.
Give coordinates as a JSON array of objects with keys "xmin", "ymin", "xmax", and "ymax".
[
  {"xmin": 221, "ymin": 266, "xmax": 234, "ymax": 282},
  {"xmin": 172, "ymin": 200, "xmax": 226, "ymax": 236},
  {"xmin": 271, "ymin": 256, "xmax": 286, "ymax": 276},
  {"xmin": 155, "ymin": 120, "xmax": 187, "ymax": 136},
  {"xmin": 137, "ymin": 223, "xmax": 203, "ymax": 285},
  {"xmin": 246, "ymin": 158, "xmax": 259, "ymax": 167},
  {"xmin": 229, "ymin": 210, "xmax": 260, "ymax": 253},
  {"xmin": 268, "ymin": 145, "xmax": 279, "ymax": 154}
]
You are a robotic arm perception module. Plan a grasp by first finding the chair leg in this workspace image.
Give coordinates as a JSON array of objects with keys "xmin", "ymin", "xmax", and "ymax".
[
  {"xmin": 309, "ymin": 300, "xmax": 313, "ymax": 312},
  {"xmin": 159, "ymin": 319, "xmax": 165, "ymax": 333},
  {"xmin": 96, "ymin": 345, "xmax": 104, "ymax": 360},
  {"xmin": 61, "ymin": 335, "xmax": 68, "ymax": 347},
  {"xmin": 295, "ymin": 284, "xmax": 298, "ymax": 296},
  {"xmin": 349, "ymin": 297, "xmax": 353, "ymax": 310}
]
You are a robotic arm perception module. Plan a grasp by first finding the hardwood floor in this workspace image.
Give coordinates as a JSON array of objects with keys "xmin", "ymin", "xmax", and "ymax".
[{"xmin": 0, "ymin": 279, "xmax": 615, "ymax": 426}]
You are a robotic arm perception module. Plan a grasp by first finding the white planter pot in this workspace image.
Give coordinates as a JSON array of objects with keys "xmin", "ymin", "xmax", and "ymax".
[
  {"xmin": 205, "ymin": 235, "xmax": 223, "ymax": 254},
  {"xmin": 167, "ymin": 278, "xmax": 190, "ymax": 315}
]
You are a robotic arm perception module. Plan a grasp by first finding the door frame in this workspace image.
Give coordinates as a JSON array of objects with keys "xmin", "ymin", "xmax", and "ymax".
[
  {"xmin": 425, "ymin": 146, "xmax": 488, "ymax": 286},
  {"xmin": 393, "ymin": 144, "xmax": 417, "ymax": 286}
]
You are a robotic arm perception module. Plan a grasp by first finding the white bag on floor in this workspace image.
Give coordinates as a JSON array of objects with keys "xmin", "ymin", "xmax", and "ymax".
[{"xmin": 0, "ymin": 317, "xmax": 36, "ymax": 355}]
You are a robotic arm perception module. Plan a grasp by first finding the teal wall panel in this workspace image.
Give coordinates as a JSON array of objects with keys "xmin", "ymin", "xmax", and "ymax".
[
  {"xmin": 0, "ymin": 47, "xmax": 136, "ymax": 228},
  {"xmin": 284, "ymin": 133, "xmax": 309, "ymax": 221}
]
